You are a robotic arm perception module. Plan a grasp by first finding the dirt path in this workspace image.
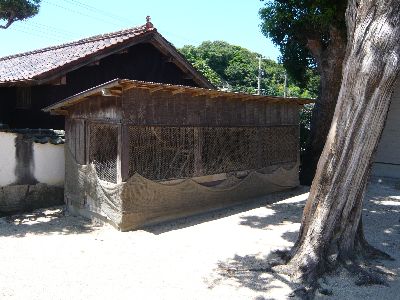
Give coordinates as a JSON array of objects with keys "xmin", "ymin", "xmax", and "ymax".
[{"xmin": 0, "ymin": 183, "xmax": 398, "ymax": 300}]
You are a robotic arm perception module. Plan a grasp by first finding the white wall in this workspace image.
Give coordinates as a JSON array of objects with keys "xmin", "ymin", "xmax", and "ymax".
[
  {"xmin": 0, "ymin": 132, "xmax": 17, "ymax": 186},
  {"xmin": 0, "ymin": 131, "xmax": 65, "ymax": 186},
  {"xmin": 373, "ymin": 79, "xmax": 400, "ymax": 178},
  {"xmin": 33, "ymin": 142, "xmax": 65, "ymax": 186}
]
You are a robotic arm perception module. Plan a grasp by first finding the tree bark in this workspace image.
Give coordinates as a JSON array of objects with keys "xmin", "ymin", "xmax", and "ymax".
[
  {"xmin": 282, "ymin": 0, "xmax": 400, "ymax": 287},
  {"xmin": 301, "ymin": 28, "xmax": 347, "ymax": 185}
]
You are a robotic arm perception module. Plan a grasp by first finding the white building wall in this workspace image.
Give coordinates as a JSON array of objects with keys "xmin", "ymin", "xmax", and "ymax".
[
  {"xmin": 373, "ymin": 79, "xmax": 400, "ymax": 178},
  {"xmin": 33, "ymin": 142, "xmax": 65, "ymax": 186},
  {"xmin": 0, "ymin": 132, "xmax": 17, "ymax": 186},
  {"xmin": 0, "ymin": 131, "xmax": 65, "ymax": 187}
]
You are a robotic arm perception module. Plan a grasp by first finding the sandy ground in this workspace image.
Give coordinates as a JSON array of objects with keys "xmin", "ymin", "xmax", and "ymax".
[{"xmin": 0, "ymin": 182, "xmax": 399, "ymax": 300}]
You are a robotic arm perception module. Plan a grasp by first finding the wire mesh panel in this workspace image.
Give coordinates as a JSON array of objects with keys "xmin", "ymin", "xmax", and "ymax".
[
  {"xmin": 201, "ymin": 127, "xmax": 259, "ymax": 174},
  {"xmin": 260, "ymin": 126, "xmax": 299, "ymax": 165},
  {"xmin": 89, "ymin": 123, "xmax": 118, "ymax": 183},
  {"xmin": 128, "ymin": 126, "xmax": 195, "ymax": 180},
  {"xmin": 127, "ymin": 125, "xmax": 298, "ymax": 181}
]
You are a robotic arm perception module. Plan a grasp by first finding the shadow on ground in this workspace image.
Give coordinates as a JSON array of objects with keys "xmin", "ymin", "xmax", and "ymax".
[
  {"xmin": 143, "ymin": 187, "xmax": 309, "ymax": 235},
  {"xmin": 0, "ymin": 206, "xmax": 96, "ymax": 237},
  {"xmin": 204, "ymin": 188, "xmax": 309, "ymax": 297},
  {"xmin": 207, "ymin": 182, "xmax": 400, "ymax": 298},
  {"xmin": 363, "ymin": 182, "xmax": 400, "ymax": 258},
  {"xmin": 239, "ymin": 201, "xmax": 304, "ymax": 231},
  {"xmin": 206, "ymin": 252, "xmax": 300, "ymax": 298}
]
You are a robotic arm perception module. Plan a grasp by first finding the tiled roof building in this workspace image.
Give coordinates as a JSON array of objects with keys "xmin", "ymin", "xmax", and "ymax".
[
  {"xmin": 0, "ymin": 25, "xmax": 150, "ymax": 84},
  {"xmin": 0, "ymin": 19, "xmax": 213, "ymax": 129}
]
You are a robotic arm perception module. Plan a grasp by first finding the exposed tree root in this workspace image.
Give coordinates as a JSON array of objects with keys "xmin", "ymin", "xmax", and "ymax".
[
  {"xmin": 317, "ymin": 287, "xmax": 333, "ymax": 296},
  {"xmin": 288, "ymin": 286, "xmax": 316, "ymax": 299},
  {"xmin": 273, "ymin": 249, "xmax": 292, "ymax": 263},
  {"xmin": 341, "ymin": 260, "xmax": 388, "ymax": 286},
  {"xmin": 356, "ymin": 217, "xmax": 394, "ymax": 261},
  {"xmin": 269, "ymin": 245, "xmax": 394, "ymax": 299},
  {"xmin": 358, "ymin": 240, "xmax": 394, "ymax": 261}
]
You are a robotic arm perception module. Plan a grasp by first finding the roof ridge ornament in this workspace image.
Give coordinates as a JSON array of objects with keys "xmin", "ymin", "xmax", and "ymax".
[{"xmin": 146, "ymin": 16, "xmax": 154, "ymax": 30}]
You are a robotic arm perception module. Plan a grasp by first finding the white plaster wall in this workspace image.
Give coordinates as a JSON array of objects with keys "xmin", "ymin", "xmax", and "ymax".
[
  {"xmin": 0, "ymin": 131, "xmax": 65, "ymax": 187},
  {"xmin": 33, "ymin": 143, "xmax": 65, "ymax": 186},
  {"xmin": 373, "ymin": 79, "xmax": 400, "ymax": 178},
  {"xmin": 0, "ymin": 132, "xmax": 17, "ymax": 186}
]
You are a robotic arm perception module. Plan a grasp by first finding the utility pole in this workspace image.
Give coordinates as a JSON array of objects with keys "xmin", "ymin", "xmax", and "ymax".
[
  {"xmin": 283, "ymin": 72, "xmax": 288, "ymax": 98},
  {"xmin": 257, "ymin": 56, "xmax": 262, "ymax": 95}
]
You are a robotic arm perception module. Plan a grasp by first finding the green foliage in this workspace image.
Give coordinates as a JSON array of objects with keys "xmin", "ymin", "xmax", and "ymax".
[
  {"xmin": 0, "ymin": 0, "xmax": 40, "ymax": 29},
  {"xmin": 180, "ymin": 41, "xmax": 318, "ymax": 156},
  {"xmin": 180, "ymin": 41, "xmax": 320, "ymax": 157},
  {"xmin": 179, "ymin": 41, "xmax": 319, "ymax": 97},
  {"xmin": 180, "ymin": 45, "xmax": 223, "ymax": 87},
  {"xmin": 259, "ymin": 0, "xmax": 347, "ymax": 85}
]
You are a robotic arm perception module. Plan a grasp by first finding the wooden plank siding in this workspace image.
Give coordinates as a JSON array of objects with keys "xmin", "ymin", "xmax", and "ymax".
[
  {"xmin": 121, "ymin": 88, "xmax": 300, "ymax": 127},
  {"xmin": 68, "ymin": 96, "xmax": 122, "ymax": 121},
  {"xmin": 64, "ymin": 85, "xmax": 301, "ymax": 183},
  {"xmin": 66, "ymin": 118, "xmax": 86, "ymax": 164}
]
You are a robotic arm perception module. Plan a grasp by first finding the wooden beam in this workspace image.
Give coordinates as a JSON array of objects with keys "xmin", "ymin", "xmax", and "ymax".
[
  {"xmin": 50, "ymin": 109, "xmax": 69, "ymax": 116},
  {"xmin": 117, "ymin": 124, "xmax": 122, "ymax": 184},
  {"xmin": 149, "ymin": 86, "xmax": 166, "ymax": 94},
  {"xmin": 240, "ymin": 95, "xmax": 257, "ymax": 101},
  {"xmin": 183, "ymin": 74, "xmax": 193, "ymax": 80},
  {"xmin": 191, "ymin": 90, "xmax": 210, "ymax": 97},
  {"xmin": 109, "ymin": 88, "xmax": 123, "ymax": 96},
  {"xmin": 87, "ymin": 61, "xmax": 100, "ymax": 66},
  {"xmin": 49, "ymin": 76, "xmax": 67, "ymax": 86},
  {"xmin": 172, "ymin": 88, "xmax": 186, "ymax": 95},
  {"xmin": 121, "ymin": 125, "xmax": 130, "ymax": 182},
  {"xmin": 209, "ymin": 93, "xmax": 223, "ymax": 99},
  {"xmin": 102, "ymin": 88, "xmax": 122, "ymax": 97}
]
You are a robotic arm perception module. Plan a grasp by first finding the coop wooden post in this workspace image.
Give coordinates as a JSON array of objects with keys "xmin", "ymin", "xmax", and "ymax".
[
  {"xmin": 193, "ymin": 127, "xmax": 203, "ymax": 176},
  {"xmin": 117, "ymin": 123, "xmax": 123, "ymax": 183},
  {"xmin": 85, "ymin": 121, "xmax": 91, "ymax": 165},
  {"xmin": 121, "ymin": 124, "xmax": 130, "ymax": 181}
]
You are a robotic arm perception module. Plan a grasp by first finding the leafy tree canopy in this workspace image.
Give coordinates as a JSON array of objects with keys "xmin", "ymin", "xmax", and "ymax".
[
  {"xmin": 180, "ymin": 40, "xmax": 318, "ymax": 98},
  {"xmin": 259, "ymin": 0, "xmax": 347, "ymax": 85},
  {"xmin": 0, "ymin": 0, "xmax": 40, "ymax": 29}
]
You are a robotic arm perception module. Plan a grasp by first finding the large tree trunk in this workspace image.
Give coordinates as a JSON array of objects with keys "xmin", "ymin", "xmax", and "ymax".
[
  {"xmin": 300, "ymin": 28, "xmax": 347, "ymax": 185},
  {"xmin": 281, "ymin": 0, "xmax": 400, "ymax": 290}
]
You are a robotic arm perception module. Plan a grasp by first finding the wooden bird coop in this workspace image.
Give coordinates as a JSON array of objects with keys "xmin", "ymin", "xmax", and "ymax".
[{"xmin": 44, "ymin": 79, "xmax": 312, "ymax": 231}]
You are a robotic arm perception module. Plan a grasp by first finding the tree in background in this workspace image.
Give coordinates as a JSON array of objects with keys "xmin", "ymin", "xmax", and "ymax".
[
  {"xmin": 0, "ymin": 0, "xmax": 40, "ymax": 29},
  {"xmin": 180, "ymin": 41, "xmax": 318, "ymax": 97},
  {"xmin": 180, "ymin": 41, "xmax": 318, "ymax": 156},
  {"xmin": 260, "ymin": 0, "xmax": 347, "ymax": 184},
  {"xmin": 274, "ymin": 1, "xmax": 400, "ymax": 297}
]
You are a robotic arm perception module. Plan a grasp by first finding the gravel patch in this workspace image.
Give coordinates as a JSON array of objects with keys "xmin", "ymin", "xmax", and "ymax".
[{"xmin": 0, "ymin": 183, "xmax": 398, "ymax": 300}]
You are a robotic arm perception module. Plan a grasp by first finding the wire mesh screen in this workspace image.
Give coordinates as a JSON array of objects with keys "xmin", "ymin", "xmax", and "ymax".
[
  {"xmin": 128, "ymin": 126, "xmax": 298, "ymax": 181},
  {"xmin": 89, "ymin": 123, "xmax": 118, "ymax": 183},
  {"xmin": 128, "ymin": 126, "xmax": 195, "ymax": 180}
]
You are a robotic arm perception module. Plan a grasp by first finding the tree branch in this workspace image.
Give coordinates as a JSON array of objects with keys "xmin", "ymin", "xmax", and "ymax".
[
  {"xmin": 0, "ymin": 18, "xmax": 16, "ymax": 29},
  {"xmin": 306, "ymin": 39, "xmax": 323, "ymax": 67},
  {"xmin": 0, "ymin": 11, "xmax": 16, "ymax": 29}
]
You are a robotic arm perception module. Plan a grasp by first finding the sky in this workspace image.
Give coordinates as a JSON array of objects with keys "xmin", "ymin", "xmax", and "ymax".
[{"xmin": 0, "ymin": 0, "xmax": 281, "ymax": 60}]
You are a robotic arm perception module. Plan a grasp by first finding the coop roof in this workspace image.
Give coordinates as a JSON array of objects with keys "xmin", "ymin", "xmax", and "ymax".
[
  {"xmin": 0, "ymin": 21, "xmax": 213, "ymax": 88},
  {"xmin": 43, "ymin": 79, "xmax": 314, "ymax": 114}
]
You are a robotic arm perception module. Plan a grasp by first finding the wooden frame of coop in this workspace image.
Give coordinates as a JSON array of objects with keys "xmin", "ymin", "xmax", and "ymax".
[{"xmin": 44, "ymin": 79, "xmax": 313, "ymax": 231}]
